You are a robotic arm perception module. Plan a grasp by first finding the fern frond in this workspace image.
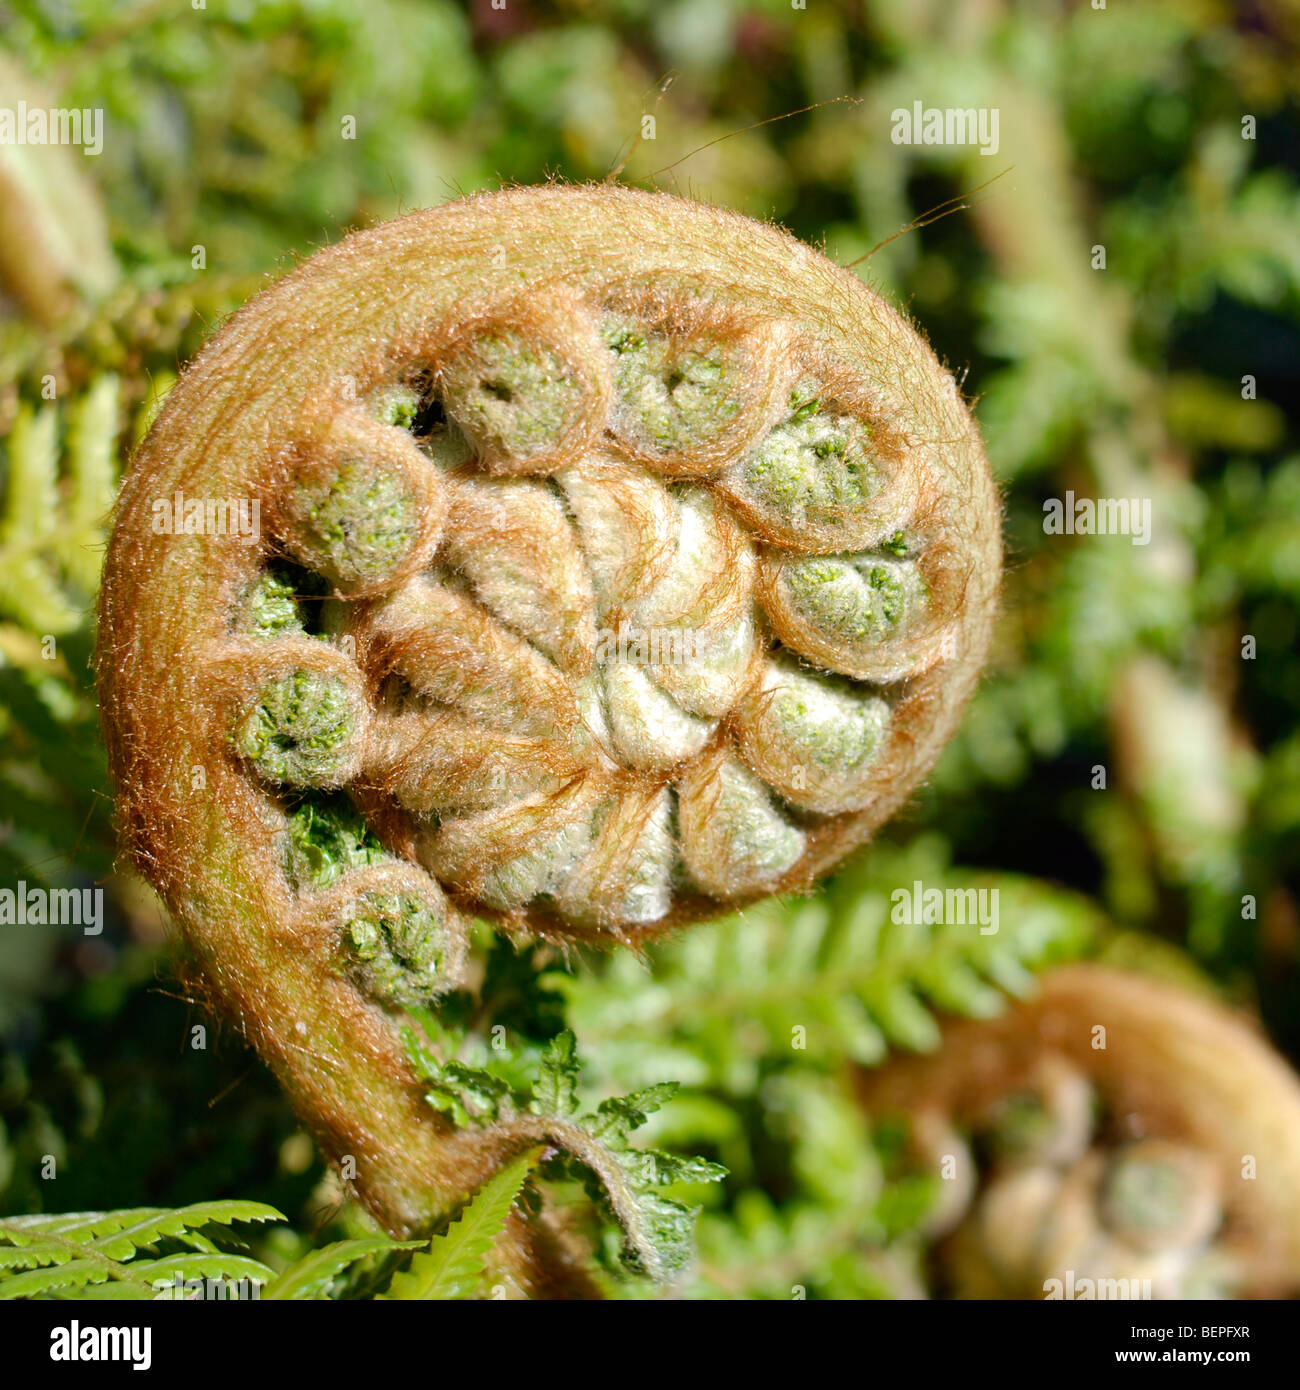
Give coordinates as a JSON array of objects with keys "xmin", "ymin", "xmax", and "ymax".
[
  {"xmin": 402, "ymin": 1028, "xmax": 725, "ymax": 1282},
  {"xmin": 263, "ymin": 1238, "xmax": 421, "ymax": 1301},
  {"xmin": 530, "ymin": 1040, "xmax": 726, "ymax": 1280},
  {"xmin": 558, "ymin": 838, "xmax": 1100, "ymax": 1089},
  {"xmin": 0, "ymin": 1200, "xmax": 285, "ymax": 1301},
  {"xmin": 0, "ymin": 376, "xmax": 122, "ymax": 635},
  {"xmin": 1, "ymin": 1200, "xmax": 282, "ymax": 1254},
  {"xmin": 530, "ymin": 1028, "xmax": 580, "ymax": 1117},
  {"xmin": 57, "ymin": 373, "xmax": 121, "ymax": 593},
  {"xmin": 133, "ymin": 1252, "xmax": 275, "ymax": 1294},
  {"xmin": 83, "ymin": 1200, "xmax": 283, "ymax": 1260},
  {"xmin": 381, "ymin": 1148, "xmax": 541, "ymax": 1301},
  {"xmin": 72, "ymin": 1281, "xmax": 165, "ymax": 1302},
  {"xmin": 0, "ymin": 402, "xmax": 80, "ymax": 633},
  {"xmin": 0, "ymin": 1259, "xmax": 151, "ymax": 1301},
  {"xmin": 0, "ymin": 1224, "xmax": 156, "ymax": 1300},
  {"xmin": 0, "ymin": 1241, "xmax": 67, "ymax": 1271}
]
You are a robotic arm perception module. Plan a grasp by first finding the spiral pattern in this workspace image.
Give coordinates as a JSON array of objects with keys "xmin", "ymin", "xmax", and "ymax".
[
  {"xmin": 100, "ymin": 186, "xmax": 999, "ymax": 988},
  {"xmin": 924, "ymin": 1056, "xmax": 1244, "ymax": 1299},
  {"xmin": 859, "ymin": 966, "xmax": 1300, "ymax": 1299}
]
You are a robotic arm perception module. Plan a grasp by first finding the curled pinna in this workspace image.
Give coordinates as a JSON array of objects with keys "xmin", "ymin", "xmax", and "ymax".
[{"xmin": 97, "ymin": 186, "xmax": 999, "ymax": 1284}]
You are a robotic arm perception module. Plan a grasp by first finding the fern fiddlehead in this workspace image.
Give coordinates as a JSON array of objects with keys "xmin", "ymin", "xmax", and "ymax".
[
  {"xmin": 860, "ymin": 964, "xmax": 1300, "ymax": 1298},
  {"xmin": 96, "ymin": 185, "xmax": 1000, "ymax": 1290}
]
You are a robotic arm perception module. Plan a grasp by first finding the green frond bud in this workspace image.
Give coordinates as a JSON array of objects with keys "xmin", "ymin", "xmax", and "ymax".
[
  {"xmin": 605, "ymin": 313, "xmax": 745, "ymax": 463},
  {"xmin": 280, "ymin": 459, "xmax": 423, "ymax": 591},
  {"xmin": 1100, "ymin": 1142, "xmax": 1222, "ymax": 1253},
  {"xmin": 781, "ymin": 552, "xmax": 928, "ymax": 646},
  {"xmin": 239, "ymin": 562, "xmax": 327, "ymax": 639},
  {"xmin": 242, "ymin": 567, "xmax": 307, "ymax": 638},
  {"xmin": 735, "ymin": 657, "xmax": 891, "ymax": 813},
  {"xmin": 283, "ymin": 794, "xmax": 389, "ymax": 892},
  {"xmin": 441, "ymin": 314, "xmax": 604, "ymax": 473},
  {"xmin": 679, "ymin": 751, "xmax": 806, "ymax": 899},
  {"xmin": 343, "ymin": 890, "xmax": 450, "ymax": 1007},
  {"xmin": 234, "ymin": 668, "xmax": 361, "ymax": 787},
  {"xmin": 718, "ymin": 384, "xmax": 920, "ymax": 553},
  {"xmin": 369, "ymin": 383, "xmax": 422, "ymax": 432}
]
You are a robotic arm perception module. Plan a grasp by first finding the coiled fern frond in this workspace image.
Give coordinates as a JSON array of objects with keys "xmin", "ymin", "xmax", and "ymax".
[
  {"xmin": 859, "ymin": 964, "xmax": 1300, "ymax": 1299},
  {"xmin": 96, "ymin": 185, "xmax": 1001, "ymax": 1291}
]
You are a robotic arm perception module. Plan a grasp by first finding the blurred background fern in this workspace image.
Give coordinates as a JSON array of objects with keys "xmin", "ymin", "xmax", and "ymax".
[{"xmin": 1, "ymin": 0, "xmax": 1298, "ymax": 1299}]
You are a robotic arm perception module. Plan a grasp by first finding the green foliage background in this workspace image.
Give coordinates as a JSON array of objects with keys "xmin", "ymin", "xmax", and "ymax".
[{"xmin": 1, "ymin": 0, "xmax": 1298, "ymax": 1298}]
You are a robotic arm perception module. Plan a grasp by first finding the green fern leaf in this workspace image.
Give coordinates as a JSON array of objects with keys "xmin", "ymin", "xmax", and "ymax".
[
  {"xmin": 71, "ymin": 1281, "xmax": 165, "ymax": 1302},
  {"xmin": 57, "ymin": 373, "xmax": 121, "ymax": 594},
  {"xmin": 0, "ymin": 1201, "xmax": 286, "ymax": 1301},
  {"xmin": 403, "ymin": 1025, "xmax": 515, "ymax": 1126},
  {"xmin": 263, "ymin": 1238, "xmax": 421, "ymax": 1301},
  {"xmin": 84, "ymin": 1201, "xmax": 284, "ymax": 1260},
  {"xmin": 1, "ymin": 1210, "xmax": 139, "ymax": 1244},
  {"xmin": 0, "ymin": 402, "xmax": 80, "ymax": 632},
  {"xmin": 0, "ymin": 1222, "xmax": 134, "ymax": 1294},
  {"xmin": 531, "ymin": 1029, "xmax": 580, "ymax": 1117},
  {"xmin": 556, "ymin": 1080, "xmax": 726, "ymax": 1280},
  {"xmin": 588, "ymin": 1083, "xmax": 680, "ymax": 1145},
  {"xmin": 381, "ymin": 1147, "xmax": 541, "ymax": 1301},
  {"xmin": 132, "ymin": 1252, "xmax": 275, "ymax": 1295},
  {"xmin": 1, "ymin": 1203, "xmax": 282, "ymax": 1258},
  {"xmin": 0, "ymin": 1238, "xmax": 83, "ymax": 1270},
  {"xmin": 0, "ymin": 1259, "xmax": 128, "ymax": 1300},
  {"xmin": 557, "ymin": 840, "xmax": 1100, "ymax": 1082},
  {"xmin": 403, "ymin": 1018, "xmax": 726, "ymax": 1283},
  {"xmin": 0, "ymin": 377, "xmax": 123, "ymax": 635}
]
